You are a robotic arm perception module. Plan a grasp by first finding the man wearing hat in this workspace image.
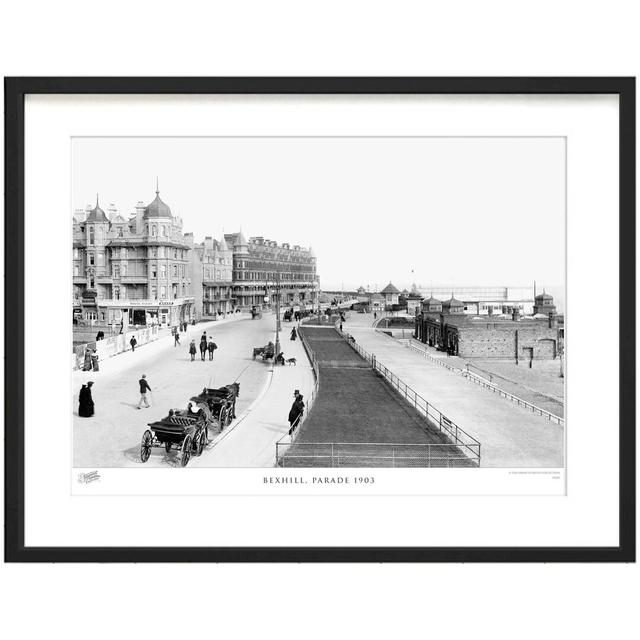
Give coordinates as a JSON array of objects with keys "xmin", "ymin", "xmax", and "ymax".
[
  {"xmin": 137, "ymin": 374, "xmax": 152, "ymax": 409},
  {"xmin": 288, "ymin": 391, "xmax": 304, "ymax": 436}
]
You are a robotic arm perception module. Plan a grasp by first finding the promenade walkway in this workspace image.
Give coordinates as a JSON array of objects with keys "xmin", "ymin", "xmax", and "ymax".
[
  {"xmin": 343, "ymin": 313, "xmax": 564, "ymax": 467},
  {"xmin": 189, "ymin": 324, "xmax": 315, "ymax": 468}
]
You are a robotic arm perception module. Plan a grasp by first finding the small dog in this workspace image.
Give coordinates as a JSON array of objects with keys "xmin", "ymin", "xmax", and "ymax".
[{"xmin": 286, "ymin": 357, "xmax": 297, "ymax": 366}]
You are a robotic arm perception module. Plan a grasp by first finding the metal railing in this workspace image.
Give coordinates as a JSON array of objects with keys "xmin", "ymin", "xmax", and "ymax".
[
  {"xmin": 407, "ymin": 339, "xmax": 564, "ymax": 426},
  {"xmin": 276, "ymin": 442, "xmax": 480, "ymax": 468},
  {"xmin": 403, "ymin": 340, "xmax": 463, "ymax": 373},
  {"xmin": 277, "ymin": 323, "xmax": 482, "ymax": 467},
  {"xmin": 273, "ymin": 327, "xmax": 320, "ymax": 447},
  {"xmin": 337, "ymin": 325, "xmax": 481, "ymax": 462},
  {"xmin": 461, "ymin": 370, "xmax": 564, "ymax": 426}
]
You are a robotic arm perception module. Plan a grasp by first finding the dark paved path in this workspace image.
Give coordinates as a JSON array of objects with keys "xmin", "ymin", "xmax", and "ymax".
[{"xmin": 298, "ymin": 363, "xmax": 449, "ymax": 445}]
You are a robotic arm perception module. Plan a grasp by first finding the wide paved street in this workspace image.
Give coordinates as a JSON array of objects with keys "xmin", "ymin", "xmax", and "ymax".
[{"xmin": 73, "ymin": 313, "xmax": 313, "ymax": 468}]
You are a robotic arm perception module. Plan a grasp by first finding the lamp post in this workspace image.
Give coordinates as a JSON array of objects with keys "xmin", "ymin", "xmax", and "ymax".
[{"xmin": 274, "ymin": 270, "xmax": 281, "ymax": 356}]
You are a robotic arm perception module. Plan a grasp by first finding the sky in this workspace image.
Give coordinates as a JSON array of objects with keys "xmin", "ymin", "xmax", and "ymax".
[{"xmin": 72, "ymin": 137, "xmax": 565, "ymax": 294}]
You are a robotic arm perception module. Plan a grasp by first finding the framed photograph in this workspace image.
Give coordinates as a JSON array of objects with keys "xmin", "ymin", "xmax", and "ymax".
[{"xmin": 5, "ymin": 77, "xmax": 635, "ymax": 562}]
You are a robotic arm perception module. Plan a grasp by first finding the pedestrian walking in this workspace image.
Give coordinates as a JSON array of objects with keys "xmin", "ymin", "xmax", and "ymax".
[
  {"xmin": 91, "ymin": 349, "xmax": 100, "ymax": 371},
  {"xmin": 290, "ymin": 326, "xmax": 297, "ymax": 341},
  {"xmin": 339, "ymin": 322, "xmax": 343, "ymax": 332},
  {"xmin": 207, "ymin": 339, "xmax": 218, "ymax": 360},
  {"xmin": 189, "ymin": 339, "xmax": 197, "ymax": 361},
  {"xmin": 78, "ymin": 381, "xmax": 95, "ymax": 417},
  {"xmin": 137, "ymin": 374, "xmax": 152, "ymax": 409},
  {"xmin": 83, "ymin": 347, "xmax": 93, "ymax": 371},
  {"xmin": 288, "ymin": 393, "xmax": 305, "ymax": 436},
  {"xmin": 130, "ymin": 335, "xmax": 137, "ymax": 352},
  {"xmin": 174, "ymin": 332, "xmax": 181, "ymax": 346},
  {"xmin": 199, "ymin": 335, "xmax": 207, "ymax": 361}
]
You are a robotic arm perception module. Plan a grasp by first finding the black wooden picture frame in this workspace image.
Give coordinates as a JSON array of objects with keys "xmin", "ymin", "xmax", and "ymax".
[{"xmin": 4, "ymin": 77, "xmax": 635, "ymax": 562}]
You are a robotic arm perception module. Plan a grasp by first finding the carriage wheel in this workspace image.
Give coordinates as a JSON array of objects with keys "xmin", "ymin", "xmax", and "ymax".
[
  {"xmin": 140, "ymin": 430, "xmax": 153, "ymax": 463},
  {"xmin": 225, "ymin": 407, "xmax": 233, "ymax": 426},
  {"xmin": 165, "ymin": 442, "xmax": 172, "ymax": 453},
  {"xmin": 181, "ymin": 435, "xmax": 192, "ymax": 467},
  {"xmin": 218, "ymin": 408, "xmax": 226, "ymax": 432}
]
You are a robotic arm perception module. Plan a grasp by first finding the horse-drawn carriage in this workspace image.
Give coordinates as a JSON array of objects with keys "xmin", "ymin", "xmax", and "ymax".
[
  {"xmin": 140, "ymin": 408, "xmax": 208, "ymax": 467},
  {"xmin": 190, "ymin": 383, "xmax": 239, "ymax": 433},
  {"xmin": 139, "ymin": 382, "xmax": 240, "ymax": 467},
  {"xmin": 253, "ymin": 341, "xmax": 275, "ymax": 361}
]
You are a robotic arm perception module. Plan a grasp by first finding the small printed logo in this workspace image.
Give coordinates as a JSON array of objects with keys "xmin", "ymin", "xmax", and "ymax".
[{"xmin": 77, "ymin": 470, "xmax": 101, "ymax": 484}]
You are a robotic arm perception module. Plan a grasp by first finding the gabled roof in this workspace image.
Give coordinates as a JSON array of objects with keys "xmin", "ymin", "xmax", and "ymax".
[
  {"xmin": 380, "ymin": 282, "xmax": 400, "ymax": 294},
  {"xmin": 443, "ymin": 296, "xmax": 464, "ymax": 307}
]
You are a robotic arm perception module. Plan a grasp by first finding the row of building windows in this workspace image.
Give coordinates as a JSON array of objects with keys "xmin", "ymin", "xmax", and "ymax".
[
  {"xmin": 204, "ymin": 268, "xmax": 230, "ymax": 280},
  {"xmin": 74, "ymin": 248, "xmax": 188, "ymax": 263},
  {"xmin": 111, "ymin": 283, "xmax": 188, "ymax": 300},
  {"xmin": 232, "ymin": 271, "xmax": 315, "ymax": 281},
  {"xmin": 247, "ymin": 253, "xmax": 315, "ymax": 264},
  {"xmin": 75, "ymin": 263, "xmax": 189, "ymax": 279},
  {"xmin": 203, "ymin": 256, "xmax": 231, "ymax": 266}
]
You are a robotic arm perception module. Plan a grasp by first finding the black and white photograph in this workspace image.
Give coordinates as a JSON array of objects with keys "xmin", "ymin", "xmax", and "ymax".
[
  {"xmin": 71, "ymin": 136, "xmax": 565, "ymax": 471},
  {"xmin": 5, "ymin": 76, "xmax": 633, "ymax": 564},
  {"xmin": 2, "ymin": 3, "xmax": 639, "ymax": 640}
]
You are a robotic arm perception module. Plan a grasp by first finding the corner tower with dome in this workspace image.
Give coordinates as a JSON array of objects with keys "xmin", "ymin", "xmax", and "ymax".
[{"xmin": 72, "ymin": 185, "xmax": 196, "ymax": 329}]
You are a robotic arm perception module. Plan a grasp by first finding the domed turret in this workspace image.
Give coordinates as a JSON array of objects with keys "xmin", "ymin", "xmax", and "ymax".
[
  {"xmin": 86, "ymin": 195, "xmax": 109, "ymax": 223},
  {"xmin": 421, "ymin": 294, "xmax": 442, "ymax": 314},
  {"xmin": 533, "ymin": 289, "xmax": 556, "ymax": 316},
  {"xmin": 443, "ymin": 295, "xmax": 465, "ymax": 314},
  {"xmin": 144, "ymin": 182, "xmax": 172, "ymax": 219}
]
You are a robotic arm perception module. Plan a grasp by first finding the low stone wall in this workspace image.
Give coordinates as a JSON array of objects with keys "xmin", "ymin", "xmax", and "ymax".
[
  {"xmin": 457, "ymin": 324, "xmax": 558, "ymax": 360},
  {"xmin": 74, "ymin": 325, "xmax": 160, "ymax": 370}
]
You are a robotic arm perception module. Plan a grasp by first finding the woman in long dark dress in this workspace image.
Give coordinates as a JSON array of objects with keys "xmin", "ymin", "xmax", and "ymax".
[
  {"xmin": 290, "ymin": 327, "xmax": 297, "ymax": 341},
  {"xmin": 78, "ymin": 381, "xmax": 95, "ymax": 417}
]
